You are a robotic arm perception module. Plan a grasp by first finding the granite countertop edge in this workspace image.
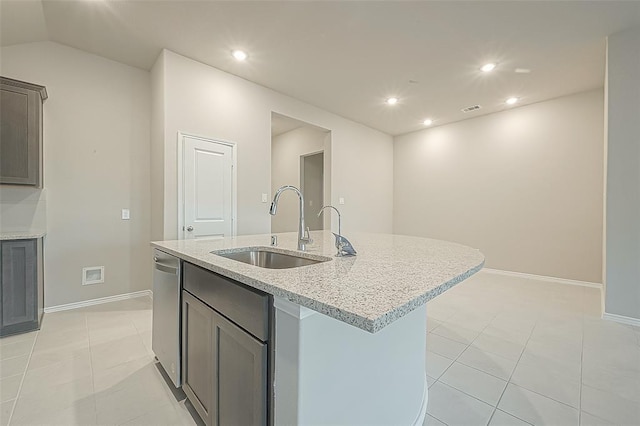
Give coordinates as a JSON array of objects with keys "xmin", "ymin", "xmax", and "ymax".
[
  {"xmin": 0, "ymin": 230, "xmax": 47, "ymax": 240},
  {"xmin": 369, "ymin": 260, "xmax": 485, "ymax": 333},
  {"xmin": 152, "ymin": 231, "xmax": 485, "ymax": 333}
]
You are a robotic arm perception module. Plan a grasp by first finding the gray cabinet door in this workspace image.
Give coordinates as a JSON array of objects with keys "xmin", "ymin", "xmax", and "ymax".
[
  {"xmin": 182, "ymin": 290, "xmax": 268, "ymax": 426},
  {"xmin": 214, "ymin": 310, "xmax": 267, "ymax": 426},
  {"xmin": 182, "ymin": 291, "xmax": 215, "ymax": 426},
  {"xmin": 0, "ymin": 239, "xmax": 38, "ymax": 336},
  {"xmin": 0, "ymin": 82, "xmax": 42, "ymax": 186}
]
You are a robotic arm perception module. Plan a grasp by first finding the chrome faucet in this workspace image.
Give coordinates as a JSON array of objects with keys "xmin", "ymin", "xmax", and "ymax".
[
  {"xmin": 318, "ymin": 205, "xmax": 342, "ymax": 235},
  {"xmin": 269, "ymin": 185, "xmax": 313, "ymax": 251},
  {"xmin": 318, "ymin": 205, "xmax": 357, "ymax": 257}
]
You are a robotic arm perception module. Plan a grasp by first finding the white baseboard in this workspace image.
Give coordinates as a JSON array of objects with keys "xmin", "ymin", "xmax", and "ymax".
[
  {"xmin": 44, "ymin": 290, "xmax": 152, "ymax": 313},
  {"xmin": 602, "ymin": 312, "xmax": 640, "ymax": 328},
  {"xmin": 482, "ymin": 268, "xmax": 602, "ymax": 289}
]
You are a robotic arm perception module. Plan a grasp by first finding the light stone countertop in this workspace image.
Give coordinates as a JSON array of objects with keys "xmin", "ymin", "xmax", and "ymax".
[
  {"xmin": 0, "ymin": 230, "xmax": 46, "ymax": 240},
  {"xmin": 152, "ymin": 231, "xmax": 484, "ymax": 333}
]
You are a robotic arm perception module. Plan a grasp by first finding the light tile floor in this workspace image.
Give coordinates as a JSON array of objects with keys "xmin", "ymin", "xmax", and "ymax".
[
  {"xmin": 425, "ymin": 271, "xmax": 640, "ymax": 426},
  {"xmin": 0, "ymin": 271, "xmax": 638, "ymax": 425},
  {"xmin": 0, "ymin": 297, "xmax": 196, "ymax": 426}
]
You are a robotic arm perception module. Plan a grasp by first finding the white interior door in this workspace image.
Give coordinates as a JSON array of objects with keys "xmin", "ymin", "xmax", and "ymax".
[{"xmin": 181, "ymin": 134, "xmax": 234, "ymax": 239}]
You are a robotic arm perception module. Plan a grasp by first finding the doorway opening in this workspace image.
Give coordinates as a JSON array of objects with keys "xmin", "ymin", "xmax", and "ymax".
[
  {"xmin": 270, "ymin": 113, "xmax": 331, "ymax": 233},
  {"xmin": 300, "ymin": 152, "xmax": 324, "ymax": 231}
]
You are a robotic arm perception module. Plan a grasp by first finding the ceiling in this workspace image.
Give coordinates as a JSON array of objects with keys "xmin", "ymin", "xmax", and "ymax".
[{"xmin": 1, "ymin": 1, "xmax": 639, "ymax": 136}]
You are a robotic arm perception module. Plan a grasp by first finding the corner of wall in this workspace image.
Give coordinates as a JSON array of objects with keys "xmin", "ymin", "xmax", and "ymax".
[
  {"xmin": 603, "ymin": 27, "xmax": 640, "ymax": 321},
  {"xmin": 150, "ymin": 50, "xmax": 167, "ymax": 241},
  {"xmin": 601, "ymin": 37, "xmax": 609, "ymax": 315}
]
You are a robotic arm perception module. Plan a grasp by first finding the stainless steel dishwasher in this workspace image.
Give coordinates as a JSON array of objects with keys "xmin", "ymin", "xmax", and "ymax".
[{"xmin": 152, "ymin": 249, "xmax": 182, "ymax": 387}]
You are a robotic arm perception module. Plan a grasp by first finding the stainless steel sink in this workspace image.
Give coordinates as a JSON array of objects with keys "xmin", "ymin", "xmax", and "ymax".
[{"xmin": 213, "ymin": 248, "xmax": 329, "ymax": 269}]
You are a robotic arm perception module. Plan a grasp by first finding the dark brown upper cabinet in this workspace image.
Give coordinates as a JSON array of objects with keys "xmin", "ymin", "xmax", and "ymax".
[{"xmin": 0, "ymin": 77, "xmax": 47, "ymax": 187}]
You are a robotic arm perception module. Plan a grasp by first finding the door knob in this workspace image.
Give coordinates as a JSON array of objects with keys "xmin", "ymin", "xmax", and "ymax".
[{"xmin": 186, "ymin": 226, "xmax": 194, "ymax": 232}]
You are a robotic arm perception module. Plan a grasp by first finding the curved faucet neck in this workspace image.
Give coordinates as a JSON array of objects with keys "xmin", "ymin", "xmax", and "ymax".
[
  {"xmin": 318, "ymin": 205, "xmax": 341, "ymax": 235},
  {"xmin": 270, "ymin": 185, "xmax": 308, "ymax": 250}
]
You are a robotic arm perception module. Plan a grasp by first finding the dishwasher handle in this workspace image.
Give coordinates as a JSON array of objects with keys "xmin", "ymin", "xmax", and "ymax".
[{"xmin": 154, "ymin": 257, "xmax": 179, "ymax": 275}]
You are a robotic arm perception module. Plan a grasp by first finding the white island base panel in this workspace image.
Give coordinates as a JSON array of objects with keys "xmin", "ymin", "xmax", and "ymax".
[{"xmin": 274, "ymin": 298, "xmax": 428, "ymax": 426}]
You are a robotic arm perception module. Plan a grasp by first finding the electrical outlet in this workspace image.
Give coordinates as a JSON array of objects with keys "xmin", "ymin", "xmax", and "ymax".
[
  {"xmin": 261, "ymin": 193, "xmax": 268, "ymax": 203},
  {"xmin": 339, "ymin": 197, "xmax": 345, "ymax": 205},
  {"xmin": 121, "ymin": 209, "xmax": 130, "ymax": 220}
]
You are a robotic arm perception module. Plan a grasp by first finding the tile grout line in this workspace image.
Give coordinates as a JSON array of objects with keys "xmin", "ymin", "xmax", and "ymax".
[
  {"xmin": 495, "ymin": 319, "xmax": 589, "ymax": 412},
  {"xmin": 454, "ymin": 356, "xmax": 511, "ymax": 382},
  {"xmin": 88, "ymin": 302, "xmax": 157, "ymax": 425},
  {"xmin": 84, "ymin": 312, "xmax": 99, "ymax": 423},
  {"xmin": 498, "ymin": 381, "xmax": 581, "ymax": 416},
  {"xmin": 485, "ymin": 314, "xmax": 537, "ymax": 426},
  {"xmin": 492, "ymin": 408, "xmax": 534, "ymax": 426},
  {"xmin": 0, "ymin": 338, "xmax": 39, "ymax": 362},
  {"xmin": 426, "ymin": 411, "xmax": 450, "ymax": 426},
  {"xmin": 434, "ymin": 312, "xmax": 497, "ymax": 375},
  {"xmin": 429, "ymin": 381, "xmax": 511, "ymax": 426},
  {"xmin": 453, "ymin": 332, "xmax": 531, "ymax": 382},
  {"xmin": 579, "ymin": 303, "xmax": 586, "ymax": 425},
  {"xmin": 429, "ymin": 312, "xmax": 499, "ymax": 425},
  {"xmin": 430, "ymin": 327, "xmax": 533, "ymax": 425},
  {"xmin": 426, "ymin": 317, "xmax": 493, "ymax": 426},
  {"xmin": 6, "ymin": 331, "xmax": 39, "ymax": 426},
  {"xmin": 430, "ymin": 280, "xmax": 620, "ymax": 425},
  {"xmin": 427, "ymin": 317, "xmax": 443, "ymax": 334},
  {"xmin": 3, "ymin": 300, "xmax": 177, "ymax": 425},
  {"xmin": 130, "ymin": 310, "xmax": 150, "ymax": 354},
  {"xmin": 495, "ymin": 328, "xmax": 590, "ymax": 412}
]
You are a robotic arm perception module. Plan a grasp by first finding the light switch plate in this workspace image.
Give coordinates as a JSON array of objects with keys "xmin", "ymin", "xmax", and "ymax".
[
  {"xmin": 262, "ymin": 193, "xmax": 268, "ymax": 203},
  {"xmin": 121, "ymin": 209, "xmax": 130, "ymax": 220},
  {"xmin": 339, "ymin": 197, "xmax": 345, "ymax": 205}
]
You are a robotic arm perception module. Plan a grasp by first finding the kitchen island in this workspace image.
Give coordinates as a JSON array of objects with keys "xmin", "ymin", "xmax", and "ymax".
[{"xmin": 152, "ymin": 231, "xmax": 484, "ymax": 425}]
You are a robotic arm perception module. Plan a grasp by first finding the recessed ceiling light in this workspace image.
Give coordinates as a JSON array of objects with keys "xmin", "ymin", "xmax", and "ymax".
[
  {"xmin": 515, "ymin": 68, "xmax": 531, "ymax": 74},
  {"xmin": 232, "ymin": 50, "xmax": 248, "ymax": 61},
  {"xmin": 423, "ymin": 119, "xmax": 433, "ymax": 126},
  {"xmin": 505, "ymin": 97, "xmax": 519, "ymax": 105},
  {"xmin": 386, "ymin": 97, "xmax": 398, "ymax": 105},
  {"xmin": 481, "ymin": 63, "xmax": 496, "ymax": 72}
]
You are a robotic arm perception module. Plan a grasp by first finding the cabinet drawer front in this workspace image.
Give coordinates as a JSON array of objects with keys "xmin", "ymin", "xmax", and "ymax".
[{"xmin": 183, "ymin": 262, "xmax": 270, "ymax": 341}]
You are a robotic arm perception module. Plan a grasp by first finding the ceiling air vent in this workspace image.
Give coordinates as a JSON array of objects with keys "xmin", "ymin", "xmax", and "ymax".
[{"xmin": 461, "ymin": 105, "xmax": 481, "ymax": 113}]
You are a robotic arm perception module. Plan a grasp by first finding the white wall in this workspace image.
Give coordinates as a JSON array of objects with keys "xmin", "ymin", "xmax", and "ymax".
[
  {"xmin": 394, "ymin": 90, "xmax": 604, "ymax": 283},
  {"xmin": 0, "ymin": 41, "xmax": 151, "ymax": 307},
  {"xmin": 604, "ymin": 27, "xmax": 640, "ymax": 321},
  {"xmin": 0, "ymin": 187, "xmax": 46, "ymax": 232},
  {"xmin": 271, "ymin": 126, "xmax": 328, "ymax": 233},
  {"xmin": 153, "ymin": 50, "xmax": 393, "ymax": 240}
]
